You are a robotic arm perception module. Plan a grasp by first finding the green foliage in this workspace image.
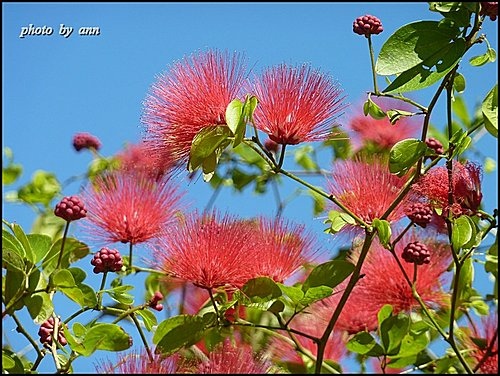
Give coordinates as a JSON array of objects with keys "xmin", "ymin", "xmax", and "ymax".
[
  {"xmin": 482, "ymin": 84, "xmax": 498, "ymax": 138},
  {"xmin": 372, "ymin": 219, "xmax": 391, "ymax": 248},
  {"xmin": 389, "ymin": 138, "xmax": 428, "ymax": 177},
  {"xmin": 16, "ymin": 170, "xmax": 61, "ymax": 207},
  {"xmin": 302, "ymin": 260, "xmax": 355, "ymax": 291},
  {"xmin": 2, "ymin": 147, "xmax": 23, "ymax": 186}
]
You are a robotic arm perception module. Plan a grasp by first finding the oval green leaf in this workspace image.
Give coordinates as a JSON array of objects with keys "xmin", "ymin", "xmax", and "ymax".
[
  {"xmin": 389, "ymin": 138, "xmax": 428, "ymax": 177},
  {"xmin": 302, "ymin": 260, "xmax": 354, "ymax": 292}
]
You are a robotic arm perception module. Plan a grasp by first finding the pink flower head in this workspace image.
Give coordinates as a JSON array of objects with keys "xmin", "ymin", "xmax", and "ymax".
[
  {"xmin": 115, "ymin": 141, "xmax": 175, "ymax": 180},
  {"xmin": 142, "ymin": 49, "xmax": 247, "ymax": 167},
  {"xmin": 249, "ymin": 217, "xmax": 318, "ymax": 283},
  {"xmin": 320, "ymin": 235, "xmax": 451, "ymax": 334},
  {"xmin": 462, "ymin": 312, "xmax": 498, "ymax": 374},
  {"xmin": 250, "ymin": 63, "xmax": 346, "ymax": 145},
  {"xmin": 348, "ymin": 115, "xmax": 417, "ymax": 151},
  {"xmin": 152, "ymin": 211, "xmax": 258, "ymax": 289},
  {"xmin": 411, "ymin": 161, "xmax": 483, "ymax": 218},
  {"xmin": 184, "ymin": 339, "xmax": 271, "ymax": 374},
  {"xmin": 82, "ymin": 170, "xmax": 183, "ymax": 245},
  {"xmin": 270, "ymin": 309, "xmax": 346, "ymax": 365},
  {"xmin": 326, "ymin": 158, "xmax": 412, "ymax": 226},
  {"xmin": 95, "ymin": 350, "xmax": 178, "ymax": 374},
  {"xmin": 72, "ymin": 132, "xmax": 101, "ymax": 152}
]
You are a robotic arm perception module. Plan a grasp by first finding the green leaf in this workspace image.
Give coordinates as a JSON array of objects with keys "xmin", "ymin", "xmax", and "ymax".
[
  {"xmin": 346, "ymin": 332, "xmax": 385, "ymax": 356},
  {"xmin": 457, "ymin": 257, "xmax": 474, "ymax": 305},
  {"xmin": 52, "ymin": 269, "xmax": 86, "ymax": 307},
  {"xmin": 300, "ymin": 286, "xmax": 333, "ymax": 305},
  {"xmin": 2, "ymin": 352, "xmax": 16, "ymax": 369},
  {"xmin": 363, "ymin": 98, "xmax": 386, "ymax": 120},
  {"xmin": 278, "ymin": 283, "xmax": 304, "ymax": 305},
  {"xmin": 27, "ymin": 233, "xmax": 52, "ymax": 264},
  {"xmin": 469, "ymin": 48, "xmax": 496, "ymax": 67},
  {"xmin": 17, "ymin": 170, "xmax": 61, "ymax": 207},
  {"xmin": 225, "ymin": 98, "xmax": 247, "ymax": 147},
  {"xmin": 482, "ymin": 84, "xmax": 498, "ymax": 138},
  {"xmin": 231, "ymin": 169, "xmax": 257, "ymax": 191},
  {"xmin": 2, "ymin": 162, "xmax": 23, "ymax": 186},
  {"xmin": 24, "ymin": 292, "xmax": 54, "ymax": 324},
  {"xmin": 302, "ymin": 260, "xmax": 354, "ymax": 291},
  {"xmin": 2, "ymin": 228, "xmax": 26, "ymax": 259},
  {"xmin": 136, "ymin": 309, "xmax": 158, "ymax": 332},
  {"xmin": 295, "ymin": 145, "xmax": 318, "ymax": 171},
  {"xmin": 12, "ymin": 223, "xmax": 35, "ymax": 264},
  {"xmin": 428, "ymin": 2, "xmax": 464, "ymax": 12},
  {"xmin": 2, "ymin": 247, "xmax": 25, "ymax": 271},
  {"xmin": 268, "ymin": 299, "xmax": 285, "ymax": 314},
  {"xmin": 372, "ymin": 219, "xmax": 392, "ymax": 248},
  {"xmin": 386, "ymin": 109, "xmax": 414, "ymax": 125},
  {"xmin": 380, "ymin": 312, "xmax": 411, "ymax": 355},
  {"xmin": 389, "ymin": 138, "xmax": 427, "ymax": 177},
  {"xmin": 383, "ymin": 38, "xmax": 465, "ymax": 93},
  {"xmin": 376, "ymin": 21, "xmax": 461, "ymax": 75},
  {"xmin": 377, "ymin": 304, "xmax": 393, "ymax": 328},
  {"xmin": 42, "ymin": 237, "xmax": 90, "ymax": 275},
  {"xmin": 82, "ymin": 323, "xmax": 131, "ymax": 355},
  {"xmin": 451, "ymin": 215, "xmax": 474, "ymax": 250},
  {"xmin": 453, "ymin": 73, "xmax": 466, "ymax": 93},
  {"xmin": 188, "ymin": 125, "xmax": 232, "ymax": 173},
  {"xmin": 241, "ymin": 277, "xmax": 282, "ymax": 303},
  {"xmin": 154, "ymin": 314, "xmax": 207, "ymax": 355},
  {"xmin": 4, "ymin": 269, "xmax": 25, "ymax": 312},
  {"xmin": 449, "ymin": 128, "xmax": 472, "ymax": 158}
]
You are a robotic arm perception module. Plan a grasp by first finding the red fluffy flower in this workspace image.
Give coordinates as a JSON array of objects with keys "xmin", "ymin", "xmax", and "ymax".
[
  {"xmin": 82, "ymin": 171, "xmax": 183, "ymax": 245},
  {"xmin": 461, "ymin": 312, "xmax": 498, "ymax": 374},
  {"xmin": 250, "ymin": 63, "xmax": 346, "ymax": 145},
  {"xmin": 142, "ymin": 49, "xmax": 247, "ymax": 167},
  {"xmin": 411, "ymin": 161, "xmax": 483, "ymax": 218},
  {"xmin": 269, "ymin": 308, "xmax": 347, "ymax": 365},
  {"xmin": 152, "ymin": 212, "xmax": 258, "ymax": 289},
  {"xmin": 249, "ymin": 218, "xmax": 318, "ymax": 283},
  {"xmin": 95, "ymin": 350, "xmax": 178, "ymax": 374},
  {"xmin": 326, "ymin": 158, "xmax": 412, "ymax": 226},
  {"xmin": 115, "ymin": 141, "xmax": 175, "ymax": 180},
  {"xmin": 183, "ymin": 339, "xmax": 271, "ymax": 374},
  {"xmin": 348, "ymin": 115, "xmax": 417, "ymax": 151},
  {"xmin": 318, "ymin": 234, "xmax": 451, "ymax": 334}
]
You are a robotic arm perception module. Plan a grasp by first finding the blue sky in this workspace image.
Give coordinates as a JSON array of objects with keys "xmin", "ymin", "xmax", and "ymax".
[{"xmin": 2, "ymin": 2, "xmax": 498, "ymax": 373}]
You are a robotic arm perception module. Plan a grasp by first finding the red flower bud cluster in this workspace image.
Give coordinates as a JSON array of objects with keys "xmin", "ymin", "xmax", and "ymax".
[
  {"xmin": 148, "ymin": 291, "xmax": 164, "ymax": 311},
  {"xmin": 480, "ymin": 2, "xmax": 498, "ymax": 21},
  {"xmin": 353, "ymin": 15, "xmax": 384, "ymax": 37},
  {"xmin": 38, "ymin": 317, "xmax": 67, "ymax": 347},
  {"xmin": 90, "ymin": 247, "xmax": 124, "ymax": 274},
  {"xmin": 54, "ymin": 196, "xmax": 87, "ymax": 222},
  {"xmin": 402, "ymin": 241, "xmax": 431, "ymax": 265},
  {"xmin": 405, "ymin": 202, "xmax": 433, "ymax": 228},
  {"xmin": 72, "ymin": 132, "xmax": 101, "ymax": 152}
]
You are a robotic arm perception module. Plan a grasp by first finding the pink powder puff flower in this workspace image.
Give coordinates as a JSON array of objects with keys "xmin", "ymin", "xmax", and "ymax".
[
  {"xmin": 152, "ymin": 211, "xmax": 258, "ymax": 290},
  {"xmin": 411, "ymin": 161, "xmax": 483, "ymax": 218},
  {"xmin": 249, "ymin": 217, "xmax": 319, "ymax": 283},
  {"xmin": 115, "ymin": 141, "xmax": 175, "ymax": 180},
  {"xmin": 326, "ymin": 158, "xmax": 412, "ymax": 226},
  {"xmin": 249, "ymin": 63, "xmax": 346, "ymax": 145},
  {"xmin": 182, "ymin": 339, "xmax": 272, "ymax": 374},
  {"xmin": 348, "ymin": 114, "xmax": 417, "ymax": 151},
  {"xmin": 269, "ymin": 309, "xmax": 347, "ymax": 366},
  {"xmin": 461, "ymin": 311, "xmax": 498, "ymax": 374},
  {"xmin": 318, "ymin": 235, "xmax": 451, "ymax": 334},
  {"xmin": 95, "ymin": 350, "xmax": 178, "ymax": 374},
  {"xmin": 141, "ymin": 49, "xmax": 247, "ymax": 167},
  {"xmin": 81, "ymin": 170, "xmax": 183, "ymax": 246}
]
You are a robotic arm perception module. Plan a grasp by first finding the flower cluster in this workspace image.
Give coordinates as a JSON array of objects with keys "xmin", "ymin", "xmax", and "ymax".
[
  {"xmin": 90, "ymin": 247, "xmax": 124, "ymax": 274},
  {"xmin": 72, "ymin": 132, "xmax": 101, "ymax": 152},
  {"xmin": 353, "ymin": 14, "xmax": 384, "ymax": 37},
  {"xmin": 402, "ymin": 241, "xmax": 431, "ymax": 265},
  {"xmin": 148, "ymin": 291, "xmax": 164, "ymax": 311},
  {"xmin": 54, "ymin": 195, "xmax": 87, "ymax": 222},
  {"xmin": 480, "ymin": 2, "xmax": 498, "ymax": 20},
  {"xmin": 38, "ymin": 317, "xmax": 67, "ymax": 347}
]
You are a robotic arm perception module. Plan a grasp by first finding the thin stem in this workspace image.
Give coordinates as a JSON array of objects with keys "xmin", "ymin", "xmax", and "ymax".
[
  {"xmin": 271, "ymin": 178, "xmax": 284, "ymax": 218},
  {"xmin": 207, "ymin": 288, "xmax": 220, "ymax": 319},
  {"xmin": 128, "ymin": 242, "xmax": 134, "ymax": 271},
  {"xmin": 64, "ymin": 307, "xmax": 93, "ymax": 325},
  {"xmin": 56, "ymin": 221, "xmax": 71, "ymax": 270},
  {"xmin": 130, "ymin": 313, "xmax": 154, "ymax": 362},
  {"xmin": 234, "ymin": 320, "xmax": 319, "ymax": 343},
  {"xmin": 11, "ymin": 312, "xmax": 44, "ymax": 360},
  {"xmin": 97, "ymin": 272, "xmax": 108, "ymax": 310},
  {"xmin": 370, "ymin": 92, "xmax": 428, "ymax": 112},
  {"xmin": 315, "ymin": 230, "xmax": 376, "ymax": 373},
  {"xmin": 277, "ymin": 167, "xmax": 370, "ymax": 228},
  {"xmin": 50, "ymin": 314, "xmax": 62, "ymax": 371},
  {"xmin": 111, "ymin": 305, "xmax": 148, "ymax": 324},
  {"xmin": 367, "ymin": 35, "xmax": 378, "ymax": 94},
  {"xmin": 276, "ymin": 144, "xmax": 286, "ymax": 169}
]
